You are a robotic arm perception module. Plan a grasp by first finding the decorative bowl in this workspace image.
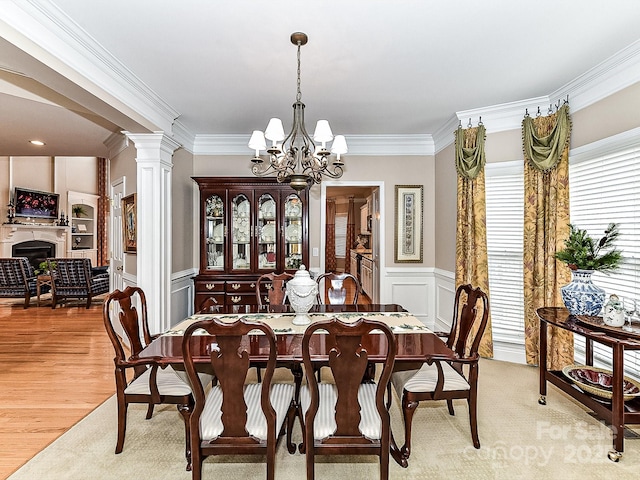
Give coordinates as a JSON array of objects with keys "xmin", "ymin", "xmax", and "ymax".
[{"xmin": 562, "ymin": 365, "xmax": 640, "ymax": 401}]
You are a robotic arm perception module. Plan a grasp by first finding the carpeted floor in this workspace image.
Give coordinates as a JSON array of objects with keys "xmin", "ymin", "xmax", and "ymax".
[{"xmin": 8, "ymin": 359, "xmax": 640, "ymax": 479}]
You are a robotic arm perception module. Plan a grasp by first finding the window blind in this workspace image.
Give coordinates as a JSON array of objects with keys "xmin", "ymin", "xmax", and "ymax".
[
  {"xmin": 568, "ymin": 132, "xmax": 640, "ymax": 379},
  {"xmin": 485, "ymin": 162, "xmax": 525, "ymax": 346}
]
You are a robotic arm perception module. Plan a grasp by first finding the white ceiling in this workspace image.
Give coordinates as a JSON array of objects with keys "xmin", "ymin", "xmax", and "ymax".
[{"xmin": 1, "ymin": 0, "xmax": 640, "ymax": 157}]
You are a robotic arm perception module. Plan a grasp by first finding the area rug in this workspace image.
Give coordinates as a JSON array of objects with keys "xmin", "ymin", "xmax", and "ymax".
[{"xmin": 8, "ymin": 359, "xmax": 640, "ymax": 479}]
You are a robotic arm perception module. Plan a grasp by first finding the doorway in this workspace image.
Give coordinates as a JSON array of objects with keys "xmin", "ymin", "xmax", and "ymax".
[{"xmin": 320, "ymin": 181, "xmax": 384, "ymax": 303}]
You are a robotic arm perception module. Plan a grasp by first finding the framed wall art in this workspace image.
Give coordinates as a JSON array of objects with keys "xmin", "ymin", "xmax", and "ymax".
[
  {"xmin": 122, "ymin": 193, "xmax": 137, "ymax": 254},
  {"xmin": 394, "ymin": 185, "xmax": 423, "ymax": 263}
]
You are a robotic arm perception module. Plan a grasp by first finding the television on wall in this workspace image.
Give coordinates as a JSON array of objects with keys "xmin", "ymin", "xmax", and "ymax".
[{"xmin": 13, "ymin": 187, "xmax": 60, "ymax": 219}]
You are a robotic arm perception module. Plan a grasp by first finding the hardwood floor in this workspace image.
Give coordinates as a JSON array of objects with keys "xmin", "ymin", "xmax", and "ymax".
[
  {"xmin": 0, "ymin": 288, "xmax": 372, "ymax": 479},
  {"xmin": 0, "ymin": 297, "xmax": 113, "ymax": 480}
]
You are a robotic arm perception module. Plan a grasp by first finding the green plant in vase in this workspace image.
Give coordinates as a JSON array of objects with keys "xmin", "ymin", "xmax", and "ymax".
[
  {"xmin": 72, "ymin": 205, "xmax": 87, "ymax": 218},
  {"xmin": 35, "ymin": 260, "xmax": 56, "ymax": 275},
  {"xmin": 555, "ymin": 223, "xmax": 622, "ymax": 316}
]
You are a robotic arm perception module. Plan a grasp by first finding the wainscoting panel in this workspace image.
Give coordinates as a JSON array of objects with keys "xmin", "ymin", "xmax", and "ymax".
[
  {"xmin": 434, "ymin": 270, "xmax": 455, "ymax": 331},
  {"xmin": 171, "ymin": 268, "xmax": 197, "ymax": 327},
  {"xmin": 382, "ymin": 267, "xmax": 433, "ymax": 325}
]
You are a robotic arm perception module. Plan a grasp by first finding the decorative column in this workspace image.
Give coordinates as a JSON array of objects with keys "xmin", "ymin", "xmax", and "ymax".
[{"xmin": 124, "ymin": 132, "xmax": 180, "ymax": 334}]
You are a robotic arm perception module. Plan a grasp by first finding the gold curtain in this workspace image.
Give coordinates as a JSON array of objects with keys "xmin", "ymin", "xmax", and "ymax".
[
  {"xmin": 455, "ymin": 125, "xmax": 493, "ymax": 358},
  {"xmin": 326, "ymin": 199, "xmax": 337, "ymax": 272},
  {"xmin": 344, "ymin": 197, "xmax": 356, "ymax": 274},
  {"xmin": 523, "ymin": 106, "xmax": 573, "ymax": 369}
]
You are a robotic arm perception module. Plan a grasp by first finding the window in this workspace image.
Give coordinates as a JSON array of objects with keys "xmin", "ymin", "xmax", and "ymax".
[
  {"xmin": 485, "ymin": 161, "xmax": 525, "ymax": 348},
  {"xmin": 568, "ymin": 129, "xmax": 640, "ymax": 377},
  {"xmin": 335, "ymin": 213, "xmax": 348, "ymax": 258},
  {"xmin": 484, "ymin": 128, "xmax": 640, "ymax": 374}
]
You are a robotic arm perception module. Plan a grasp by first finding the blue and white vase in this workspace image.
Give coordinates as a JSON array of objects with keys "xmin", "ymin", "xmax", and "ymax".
[{"xmin": 560, "ymin": 269, "xmax": 605, "ymax": 316}]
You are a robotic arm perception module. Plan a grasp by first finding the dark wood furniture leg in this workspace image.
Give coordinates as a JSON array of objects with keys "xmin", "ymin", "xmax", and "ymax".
[{"xmin": 538, "ymin": 320, "xmax": 548, "ymax": 405}]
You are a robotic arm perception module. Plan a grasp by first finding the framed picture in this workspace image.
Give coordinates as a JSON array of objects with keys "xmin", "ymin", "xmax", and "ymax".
[
  {"xmin": 122, "ymin": 193, "xmax": 137, "ymax": 254},
  {"xmin": 394, "ymin": 185, "xmax": 423, "ymax": 263}
]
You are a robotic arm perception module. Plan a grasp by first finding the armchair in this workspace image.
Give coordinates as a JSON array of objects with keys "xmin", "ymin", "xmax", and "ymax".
[
  {"xmin": 389, "ymin": 284, "xmax": 490, "ymax": 466},
  {"xmin": 48, "ymin": 258, "xmax": 109, "ymax": 308},
  {"xmin": 0, "ymin": 257, "xmax": 42, "ymax": 308}
]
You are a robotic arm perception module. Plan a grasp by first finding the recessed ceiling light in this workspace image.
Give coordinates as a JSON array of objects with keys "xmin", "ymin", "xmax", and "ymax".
[{"xmin": 29, "ymin": 140, "xmax": 46, "ymax": 146}]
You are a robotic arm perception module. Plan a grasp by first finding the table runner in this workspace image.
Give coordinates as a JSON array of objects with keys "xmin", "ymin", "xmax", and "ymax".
[{"xmin": 165, "ymin": 311, "xmax": 431, "ymax": 336}]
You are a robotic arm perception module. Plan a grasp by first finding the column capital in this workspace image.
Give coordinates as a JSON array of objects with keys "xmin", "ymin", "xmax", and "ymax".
[{"xmin": 122, "ymin": 131, "xmax": 181, "ymax": 158}]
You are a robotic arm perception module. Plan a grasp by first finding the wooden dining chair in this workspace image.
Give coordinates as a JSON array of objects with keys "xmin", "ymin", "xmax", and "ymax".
[
  {"xmin": 389, "ymin": 284, "xmax": 489, "ymax": 466},
  {"xmin": 182, "ymin": 317, "xmax": 296, "ymax": 480},
  {"xmin": 103, "ymin": 286, "xmax": 212, "ymax": 467},
  {"xmin": 315, "ymin": 272, "xmax": 360, "ymax": 305},
  {"xmin": 299, "ymin": 317, "xmax": 396, "ymax": 480},
  {"xmin": 256, "ymin": 272, "xmax": 293, "ymax": 309},
  {"xmin": 196, "ymin": 296, "xmax": 221, "ymax": 314}
]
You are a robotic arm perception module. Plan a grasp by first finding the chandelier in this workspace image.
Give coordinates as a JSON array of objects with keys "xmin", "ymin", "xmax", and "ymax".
[{"xmin": 249, "ymin": 32, "xmax": 347, "ymax": 191}]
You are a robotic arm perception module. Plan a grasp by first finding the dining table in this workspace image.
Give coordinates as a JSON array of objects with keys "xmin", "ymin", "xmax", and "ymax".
[{"xmin": 136, "ymin": 303, "xmax": 457, "ymax": 466}]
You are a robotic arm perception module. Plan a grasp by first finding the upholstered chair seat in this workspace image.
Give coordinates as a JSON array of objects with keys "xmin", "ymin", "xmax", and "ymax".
[
  {"xmin": 200, "ymin": 383, "xmax": 295, "ymax": 441},
  {"xmin": 124, "ymin": 366, "xmax": 207, "ymax": 397},
  {"xmin": 391, "ymin": 362, "xmax": 471, "ymax": 400},
  {"xmin": 300, "ymin": 382, "xmax": 381, "ymax": 440}
]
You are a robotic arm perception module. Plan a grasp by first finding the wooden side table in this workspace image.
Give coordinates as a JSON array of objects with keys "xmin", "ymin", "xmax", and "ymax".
[{"xmin": 36, "ymin": 275, "xmax": 52, "ymax": 306}]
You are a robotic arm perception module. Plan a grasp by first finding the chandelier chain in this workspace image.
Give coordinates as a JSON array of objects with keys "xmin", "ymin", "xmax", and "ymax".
[{"xmin": 296, "ymin": 41, "xmax": 302, "ymax": 103}]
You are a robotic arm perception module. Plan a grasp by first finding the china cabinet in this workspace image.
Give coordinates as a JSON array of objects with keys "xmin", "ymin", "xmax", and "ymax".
[{"xmin": 192, "ymin": 177, "xmax": 309, "ymax": 311}]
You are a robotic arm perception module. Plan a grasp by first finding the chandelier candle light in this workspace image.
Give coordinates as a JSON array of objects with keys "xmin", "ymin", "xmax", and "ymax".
[{"xmin": 249, "ymin": 32, "xmax": 347, "ymax": 191}]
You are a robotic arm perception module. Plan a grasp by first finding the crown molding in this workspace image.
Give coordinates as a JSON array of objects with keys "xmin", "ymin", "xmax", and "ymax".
[
  {"xmin": 448, "ymin": 40, "xmax": 640, "ymax": 138},
  {"xmin": 432, "ymin": 114, "xmax": 460, "ymax": 154},
  {"xmin": 3, "ymin": 2, "xmax": 638, "ymax": 158},
  {"xmin": 103, "ymin": 131, "xmax": 128, "ymax": 158},
  {"xmin": 192, "ymin": 134, "xmax": 434, "ymax": 156},
  {"xmin": 549, "ymin": 39, "xmax": 640, "ymax": 113},
  {"xmin": 1, "ymin": 0, "xmax": 180, "ymax": 133}
]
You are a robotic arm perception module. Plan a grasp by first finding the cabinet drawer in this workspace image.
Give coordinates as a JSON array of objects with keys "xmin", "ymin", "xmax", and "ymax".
[
  {"xmin": 225, "ymin": 281, "xmax": 258, "ymax": 293},
  {"xmin": 226, "ymin": 292, "xmax": 258, "ymax": 305},
  {"xmin": 195, "ymin": 280, "xmax": 225, "ymax": 293}
]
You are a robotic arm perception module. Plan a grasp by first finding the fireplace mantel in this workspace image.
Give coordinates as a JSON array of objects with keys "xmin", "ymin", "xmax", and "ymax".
[{"xmin": 1, "ymin": 224, "xmax": 69, "ymax": 258}]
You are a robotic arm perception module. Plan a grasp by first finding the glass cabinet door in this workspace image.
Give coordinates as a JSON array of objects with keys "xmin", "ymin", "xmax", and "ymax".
[
  {"xmin": 257, "ymin": 193, "xmax": 277, "ymax": 270},
  {"xmin": 284, "ymin": 193, "xmax": 303, "ymax": 269},
  {"xmin": 231, "ymin": 193, "xmax": 251, "ymax": 271},
  {"xmin": 204, "ymin": 194, "xmax": 224, "ymax": 270}
]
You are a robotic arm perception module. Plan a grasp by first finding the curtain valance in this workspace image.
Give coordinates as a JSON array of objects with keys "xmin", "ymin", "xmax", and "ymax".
[
  {"xmin": 522, "ymin": 104, "xmax": 571, "ymax": 172},
  {"xmin": 455, "ymin": 125, "xmax": 486, "ymax": 180}
]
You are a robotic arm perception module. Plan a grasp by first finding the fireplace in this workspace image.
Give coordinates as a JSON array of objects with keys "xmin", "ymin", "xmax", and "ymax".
[{"xmin": 12, "ymin": 240, "xmax": 56, "ymax": 271}]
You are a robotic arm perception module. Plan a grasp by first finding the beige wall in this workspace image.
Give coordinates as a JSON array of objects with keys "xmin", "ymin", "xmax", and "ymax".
[
  {"xmin": 1, "ymin": 155, "xmax": 98, "ymax": 217},
  {"xmin": 171, "ymin": 148, "xmax": 196, "ymax": 272},
  {"xmin": 434, "ymin": 143, "xmax": 457, "ymax": 271},
  {"xmin": 109, "ymin": 144, "xmax": 137, "ymax": 196},
  {"xmin": 193, "ymin": 154, "xmax": 435, "ymax": 270},
  {"xmin": 571, "ymin": 82, "xmax": 640, "ymax": 148},
  {"xmin": 433, "ymin": 81, "xmax": 640, "ymax": 273}
]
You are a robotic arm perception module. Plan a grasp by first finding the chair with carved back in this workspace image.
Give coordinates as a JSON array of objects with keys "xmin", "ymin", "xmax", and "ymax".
[
  {"xmin": 315, "ymin": 272, "xmax": 360, "ymax": 305},
  {"xmin": 299, "ymin": 317, "xmax": 396, "ymax": 480},
  {"xmin": 103, "ymin": 286, "xmax": 212, "ymax": 468},
  {"xmin": 197, "ymin": 296, "xmax": 222, "ymax": 314},
  {"xmin": 182, "ymin": 317, "xmax": 296, "ymax": 480},
  {"xmin": 255, "ymin": 272, "xmax": 293, "ymax": 309},
  {"xmin": 389, "ymin": 284, "xmax": 489, "ymax": 466}
]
